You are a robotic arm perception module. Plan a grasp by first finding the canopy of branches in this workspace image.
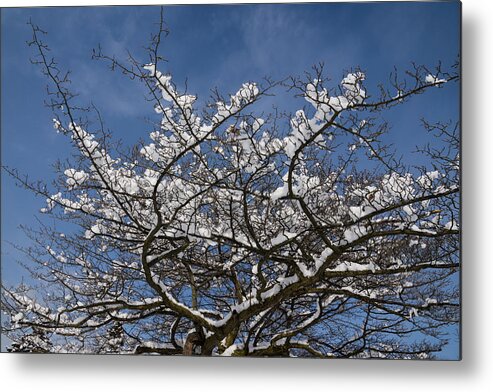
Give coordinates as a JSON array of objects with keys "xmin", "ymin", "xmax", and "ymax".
[{"xmin": 2, "ymin": 13, "xmax": 460, "ymax": 359}]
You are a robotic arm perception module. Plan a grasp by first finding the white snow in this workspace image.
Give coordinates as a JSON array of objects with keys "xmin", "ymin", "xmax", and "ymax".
[{"xmin": 425, "ymin": 74, "xmax": 447, "ymax": 85}]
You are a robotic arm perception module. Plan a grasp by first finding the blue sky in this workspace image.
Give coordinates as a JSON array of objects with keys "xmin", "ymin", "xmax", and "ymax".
[{"xmin": 1, "ymin": 2, "xmax": 460, "ymax": 357}]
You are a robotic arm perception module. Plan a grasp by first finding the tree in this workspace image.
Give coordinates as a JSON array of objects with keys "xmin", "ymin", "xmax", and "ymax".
[{"xmin": 2, "ymin": 13, "xmax": 460, "ymax": 358}]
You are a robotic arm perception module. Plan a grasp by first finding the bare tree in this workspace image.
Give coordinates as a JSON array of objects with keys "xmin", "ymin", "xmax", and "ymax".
[{"xmin": 2, "ymin": 14, "xmax": 459, "ymax": 358}]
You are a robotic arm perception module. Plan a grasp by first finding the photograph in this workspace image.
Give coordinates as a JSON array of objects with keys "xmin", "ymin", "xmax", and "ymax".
[{"xmin": 1, "ymin": 1, "xmax": 461, "ymax": 360}]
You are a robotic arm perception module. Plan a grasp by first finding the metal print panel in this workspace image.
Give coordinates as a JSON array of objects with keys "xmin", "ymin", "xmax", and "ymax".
[{"xmin": 1, "ymin": 1, "xmax": 461, "ymax": 359}]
